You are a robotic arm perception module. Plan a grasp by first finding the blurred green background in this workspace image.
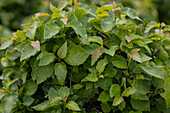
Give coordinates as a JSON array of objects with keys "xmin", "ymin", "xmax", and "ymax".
[{"xmin": 0, "ymin": 0, "xmax": 170, "ymax": 73}]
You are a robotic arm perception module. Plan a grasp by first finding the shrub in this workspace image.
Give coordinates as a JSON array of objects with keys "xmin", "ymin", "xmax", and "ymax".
[{"xmin": 0, "ymin": 0, "xmax": 170, "ymax": 112}]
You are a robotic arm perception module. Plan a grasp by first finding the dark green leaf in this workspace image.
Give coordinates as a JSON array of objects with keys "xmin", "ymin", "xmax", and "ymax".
[
  {"xmin": 24, "ymin": 79, "xmax": 38, "ymax": 96},
  {"xmin": 23, "ymin": 96, "xmax": 34, "ymax": 106},
  {"xmin": 48, "ymin": 87, "xmax": 58, "ymax": 100},
  {"xmin": 96, "ymin": 57, "xmax": 108, "ymax": 74},
  {"xmin": 104, "ymin": 67, "xmax": 117, "ymax": 77},
  {"xmin": 39, "ymin": 53, "xmax": 56, "ymax": 66},
  {"xmin": 110, "ymin": 84, "xmax": 121, "ymax": 98},
  {"xmin": 98, "ymin": 91, "xmax": 110, "ymax": 102},
  {"xmin": 130, "ymin": 99, "xmax": 150, "ymax": 111},
  {"xmin": 112, "ymin": 54, "xmax": 127, "ymax": 69},
  {"xmin": 165, "ymin": 78, "xmax": 170, "ymax": 108},
  {"xmin": 98, "ymin": 77, "xmax": 112, "ymax": 90}
]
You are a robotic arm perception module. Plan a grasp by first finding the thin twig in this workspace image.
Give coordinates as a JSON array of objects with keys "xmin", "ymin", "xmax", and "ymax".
[
  {"xmin": 92, "ymin": 107, "xmax": 100, "ymax": 113},
  {"xmin": 152, "ymin": 49, "xmax": 160, "ymax": 58},
  {"xmin": 76, "ymin": 99, "xmax": 88, "ymax": 103},
  {"xmin": 42, "ymin": 87, "xmax": 48, "ymax": 92},
  {"xmin": 88, "ymin": 84, "xmax": 94, "ymax": 104}
]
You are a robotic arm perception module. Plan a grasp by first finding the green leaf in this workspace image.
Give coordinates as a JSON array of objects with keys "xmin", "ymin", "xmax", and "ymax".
[
  {"xmin": 96, "ymin": 5, "xmax": 113, "ymax": 14},
  {"xmin": 112, "ymin": 54, "xmax": 127, "ymax": 69},
  {"xmin": 26, "ymin": 21, "xmax": 39, "ymax": 39},
  {"xmin": 133, "ymin": 79, "xmax": 151, "ymax": 94},
  {"xmin": 112, "ymin": 95, "xmax": 124, "ymax": 106},
  {"xmin": 54, "ymin": 62, "xmax": 67, "ymax": 85},
  {"xmin": 64, "ymin": 44, "xmax": 90, "ymax": 66},
  {"xmin": 101, "ymin": 103, "xmax": 111, "ymax": 113},
  {"xmin": 32, "ymin": 101, "xmax": 49, "ymax": 111},
  {"xmin": 128, "ymin": 49, "xmax": 142, "ymax": 63},
  {"xmin": 140, "ymin": 53, "xmax": 152, "ymax": 62},
  {"xmin": 8, "ymin": 51, "xmax": 20, "ymax": 61},
  {"xmin": 58, "ymin": 0, "xmax": 71, "ymax": 10},
  {"xmin": 1, "ymin": 68, "xmax": 14, "ymax": 80},
  {"xmin": 91, "ymin": 48, "xmax": 102, "ymax": 66},
  {"xmin": 66, "ymin": 101, "xmax": 81, "ymax": 111},
  {"xmin": 74, "ymin": 7, "xmax": 87, "ymax": 26},
  {"xmin": 108, "ymin": 10, "xmax": 115, "ymax": 21},
  {"xmin": 101, "ymin": 19, "xmax": 115, "ymax": 32},
  {"xmin": 57, "ymin": 41, "xmax": 67, "ymax": 59},
  {"xmin": 96, "ymin": 57, "xmax": 108, "ymax": 74},
  {"xmin": 2, "ymin": 93, "xmax": 17, "ymax": 113},
  {"xmin": 44, "ymin": 22, "xmax": 60, "ymax": 39},
  {"xmin": 98, "ymin": 77, "xmax": 112, "ymax": 90},
  {"xmin": 0, "ymin": 40, "xmax": 13, "ymax": 50},
  {"xmin": 16, "ymin": 30, "xmax": 27, "ymax": 40},
  {"xmin": 130, "ymin": 99, "xmax": 150, "ymax": 111},
  {"xmin": 33, "ymin": 63, "xmax": 54, "ymax": 84},
  {"xmin": 140, "ymin": 66, "xmax": 166, "ymax": 80},
  {"xmin": 24, "ymin": 79, "xmax": 38, "ymax": 96},
  {"xmin": 70, "ymin": 21, "xmax": 88, "ymax": 44},
  {"xmin": 165, "ymin": 78, "xmax": 170, "ymax": 108},
  {"xmin": 39, "ymin": 53, "xmax": 56, "ymax": 66},
  {"xmin": 58, "ymin": 86, "xmax": 69, "ymax": 99},
  {"xmin": 110, "ymin": 84, "xmax": 121, "ymax": 98},
  {"xmin": 48, "ymin": 87, "xmax": 58, "ymax": 100},
  {"xmin": 50, "ymin": 3, "xmax": 61, "ymax": 13},
  {"xmin": 98, "ymin": 91, "xmax": 110, "ymax": 102},
  {"xmin": 88, "ymin": 36, "xmax": 103, "ymax": 45},
  {"xmin": 121, "ymin": 7, "xmax": 142, "ymax": 21},
  {"xmin": 118, "ymin": 101, "xmax": 126, "ymax": 111},
  {"xmin": 131, "ymin": 92, "xmax": 149, "ymax": 100},
  {"xmin": 82, "ymin": 74, "xmax": 98, "ymax": 82},
  {"xmin": 73, "ymin": 84, "xmax": 84, "ymax": 90},
  {"xmin": 104, "ymin": 45, "xmax": 119, "ymax": 56},
  {"xmin": 104, "ymin": 67, "xmax": 117, "ymax": 77},
  {"xmin": 144, "ymin": 21, "xmax": 160, "ymax": 33},
  {"xmin": 122, "ymin": 87, "xmax": 136, "ymax": 97},
  {"xmin": 23, "ymin": 96, "xmax": 34, "ymax": 106},
  {"xmin": 20, "ymin": 44, "xmax": 38, "ymax": 61}
]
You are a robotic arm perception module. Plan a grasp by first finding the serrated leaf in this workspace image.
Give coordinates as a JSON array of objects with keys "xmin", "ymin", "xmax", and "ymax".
[
  {"xmin": 58, "ymin": 87, "xmax": 69, "ymax": 99},
  {"xmin": 112, "ymin": 54, "xmax": 127, "ymax": 69},
  {"xmin": 98, "ymin": 77, "xmax": 112, "ymax": 90},
  {"xmin": 140, "ymin": 53, "xmax": 152, "ymax": 62},
  {"xmin": 24, "ymin": 79, "xmax": 38, "ymax": 96},
  {"xmin": 23, "ymin": 96, "xmax": 34, "ymax": 106},
  {"xmin": 128, "ymin": 49, "xmax": 142, "ymax": 63},
  {"xmin": 140, "ymin": 66, "xmax": 166, "ymax": 80},
  {"xmin": 73, "ymin": 84, "xmax": 83, "ymax": 90},
  {"xmin": 104, "ymin": 45, "xmax": 119, "ymax": 56},
  {"xmin": 20, "ymin": 44, "xmax": 38, "ymax": 61},
  {"xmin": 91, "ymin": 48, "xmax": 102, "ymax": 66},
  {"xmin": 122, "ymin": 87, "xmax": 135, "ymax": 97},
  {"xmin": 15, "ymin": 30, "xmax": 27, "ymax": 40},
  {"xmin": 110, "ymin": 84, "xmax": 121, "ymax": 98},
  {"xmin": 112, "ymin": 95, "xmax": 124, "ymax": 106},
  {"xmin": 66, "ymin": 101, "xmax": 81, "ymax": 111},
  {"xmin": 8, "ymin": 51, "xmax": 20, "ymax": 61},
  {"xmin": 96, "ymin": 57, "xmax": 108, "ymax": 74},
  {"xmin": 130, "ymin": 99, "xmax": 150, "ymax": 111},
  {"xmin": 82, "ymin": 74, "xmax": 98, "ymax": 82},
  {"xmin": 1, "ymin": 68, "xmax": 14, "ymax": 80},
  {"xmin": 2, "ymin": 93, "xmax": 17, "ymax": 113},
  {"xmin": 57, "ymin": 41, "xmax": 67, "ymax": 59},
  {"xmin": 48, "ymin": 87, "xmax": 58, "ymax": 100},
  {"xmin": 98, "ymin": 91, "xmax": 110, "ymax": 102},
  {"xmin": 54, "ymin": 62, "xmax": 67, "ymax": 85},
  {"xmin": 39, "ymin": 53, "xmax": 56, "ymax": 66},
  {"xmin": 88, "ymin": 36, "xmax": 103, "ymax": 45},
  {"xmin": 44, "ymin": 22, "xmax": 60, "ymax": 39},
  {"xmin": 58, "ymin": 0, "xmax": 71, "ymax": 10},
  {"xmin": 133, "ymin": 79, "xmax": 151, "ymax": 94},
  {"xmin": 64, "ymin": 44, "xmax": 89, "ymax": 66},
  {"xmin": 26, "ymin": 21, "xmax": 39, "ymax": 39},
  {"xmin": 131, "ymin": 92, "xmax": 149, "ymax": 100},
  {"xmin": 101, "ymin": 19, "xmax": 115, "ymax": 32},
  {"xmin": 104, "ymin": 67, "xmax": 117, "ymax": 77},
  {"xmin": 125, "ymin": 36, "xmax": 135, "ymax": 43},
  {"xmin": 118, "ymin": 101, "xmax": 126, "ymax": 111},
  {"xmin": 144, "ymin": 21, "xmax": 160, "ymax": 33},
  {"xmin": 108, "ymin": 10, "xmax": 115, "ymax": 21},
  {"xmin": 32, "ymin": 101, "xmax": 49, "ymax": 111},
  {"xmin": 50, "ymin": 3, "xmax": 61, "ymax": 13},
  {"xmin": 0, "ymin": 40, "xmax": 13, "ymax": 50},
  {"xmin": 165, "ymin": 78, "xmax": 170, "ymax": 108}
]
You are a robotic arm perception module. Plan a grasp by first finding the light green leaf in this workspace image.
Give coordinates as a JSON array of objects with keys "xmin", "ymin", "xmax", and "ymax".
[
  {"xmin": 144, "ymin": 21, "xmax": 160, "ymax": 33},
  {"xmin": 96, "ymin": 57, "xmax": 108, "ymax": 74},
  {"xmin": 23, "ymin": 96, "xmax": 34, "ymax": 106},
  {"xmin": 44, "ymin": 22, "xmax": 60, "ymax": 39},
  {"xmin": 122, "ymin": 87, "xmax": 135, "ymax": 97},
  {"xmin": 2, "ymin": 93, "xmax": 17, "ymax": 113},
  {"xmin": 16, "ymin": 30, "xmax": 27, "ymax": 40},
  {"xmin": 50, "ymin": 3, "xmax": 61, "ymax": 13},
  {"xmin": 112, "ymin": 54, "xmax": 127, "ymax": 69},
  {"xmin": 57, "ymin": 41, "xmax": 67, "ymax": 59},
  {"xmin": 66, "ymin": 101, "xmax": 81, "ymax": 111},
  {"xmin": 26, "ymin": 21, "xmax": 39, "ymax": 39},
  {"xmin": 118, "ymin": 101, "xmax": 126, "ymax": 111},
  {"xmin": 0, "ymin": 40, "xmax": 13, "ymax": 50},
  {"xmin": 108, "ymin": 10, "xmax": 115, "ymax": 21},
  {"xmin": 82, "ymin": 74, "xmax": 98, "ymax": 82},
  {"xmin": 91, "ymin": 48, "xmax": 102, "ymax": 66},
  {"xmin": 8, "ymin": 51, "xmax": 20, "ymax": 61},
  {"xmin": 48, "ymin": 87, "xmax": 58, "ymax": 100},
  {"xmin": 96, "ymin": 5, "xmax": 113, "ymax": 14},
  {"xmin": 121, "ymin": 7, "xmax": 142, "ymax": 21},
  {"xmin": 104, "ymin": 67, "xmax": 117, "ymax": 77},
  {"xmin": 58, "ymin": 86, "xmax": 69, "ymax": 99},
  {"xmin": 58, "ymin": 0, "xmax": 71, "ymax": 10},
  {"xmin": 140, "ymin": 66, "xmax": 166, "ymax": 80},
  {"xmin": 64, "ymin": 44, "xmax": 90, "ymax": 66},
  {"xmin": 130, "ymin": 99, "xmax": 150, "ymax": 111},
  {"xmin": 73, "ymin": 84, "xmax": 84, "ymax": 90},
  {"xmin": 54, "ymin": 62, "xmax": 67, "ymax": 85},
  {"xmin": 24, "ymin": 79, "xmax": 38, "ymax": 96},
  {"xmin": 104, "ymin": 45, "xmax": 119, "ymax": 56},
  {"xmin": 74, "ymin": 7, "xmax": 87, "ymax": 26},
  {"xmin": 101, "ymin": 19, "xmax": 115, "ymax": 32},
  {"xmin": 39, "ymin": 53, "xmax": 56, "ymax": 66},
  {"xmin": 70, "ymin": 21, "xmax": 88, "ymax": 44},
  {"xmin": 133, "ymin": 79, "xmax": 151, "ymax": 94},
  {"xmin": 112, "ymin": 95, "xmax": 124, "ymax": 106},
  {"xmin": 98, "ymin": 77, "xmax": 112, "ymax": 90},
  {"xmin": 165, "ymin": 78, "xmax": 170, "ymax": 108},
  {"xmin": 20, "ymin": 44, "xmax": 38, "ymax": 61},
  {"xmin": 128, "ymin": 49, "xmax": 142, "ymax": 63},
  {"xmin": 1, "ymin": 68, "xmax": 14, "ymax": 80},
  {"xmin": 110, "ymin": 84, "xmax": 121, "ymax": 98},
  {"xmin": 32, "ymin": 101, "xmax": 49, "ymax": 111},
  {"xmin": 131, "ymin": 92, "xmax": 149, "ymax": 100},
  {"xmin": 140, "ymin": 53, "xmax": 152, "ymax": 62},
  {"xmin": 88, "ymin": 36, "xmax": 103, "ymax": 45},
  {"xmin": 98, "ymin": 91, "xmax": 110, "ymax": 102}
]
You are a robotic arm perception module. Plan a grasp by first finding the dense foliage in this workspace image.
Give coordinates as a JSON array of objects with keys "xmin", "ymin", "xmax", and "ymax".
[{"xmin": 0, "ymin": 0, "xmax": 170, "ymax": 112}]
